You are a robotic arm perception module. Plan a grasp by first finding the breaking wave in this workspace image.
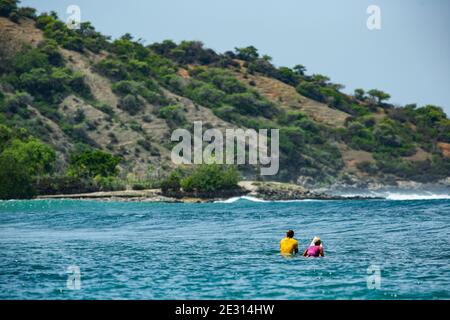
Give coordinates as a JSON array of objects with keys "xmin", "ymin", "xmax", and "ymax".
[{"xmin": 214, "ymin": 196, "xmax": 268, "ymax": 203}]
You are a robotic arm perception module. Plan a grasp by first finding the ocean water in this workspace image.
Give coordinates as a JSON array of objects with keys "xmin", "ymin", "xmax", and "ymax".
[{"xmin": 0, "ymin": 198, "xmax": 449, "ymax": 300}]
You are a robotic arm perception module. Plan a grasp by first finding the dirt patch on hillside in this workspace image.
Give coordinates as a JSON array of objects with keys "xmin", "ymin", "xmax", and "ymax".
[
  {"xmin": 234, "ymin": 72, "xmax": 350, "ymax": 127},
  {"xmin": 0, "ymin": 17, "xmax": 44, "ymax": 47},
  {"xmin": 403, "ymin": 147, "xmax": 430, "ymax": 162},
  {"xmin": 178, "ymin": 68, "xmax": 190, "ymax": 79},
  {"xmin": 337, "ymin": 143, "xmax": 374, "ymax": 176},
  {"xmin": 437, "ymin": 142, "xmax": 450, "ymax": 158}
]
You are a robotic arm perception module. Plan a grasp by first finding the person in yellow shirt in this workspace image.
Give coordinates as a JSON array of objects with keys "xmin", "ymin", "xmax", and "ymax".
[{"xmin": 280, "ymin": 230, "xmax": 299, "ymax": 255}]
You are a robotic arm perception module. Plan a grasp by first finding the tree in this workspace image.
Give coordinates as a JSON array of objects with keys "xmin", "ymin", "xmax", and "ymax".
[
  {"xmin": 12, "ymin": 46, "xmax": 50, "ymax": 73},
  {"xmin": 38, "ymin": 40, "xmax": 64, "ymax": 66},
  {"xmin": 0, "ymin": 124, "xmax": 13, "ymax": 151},
  {"xmin": 20, "ymin": 66, "xmax": 86, "ymax": 98},
  {"xmin": 1, "ymin": 138, "xmax": 56, "ymax": 176},
  {"xmin": 68, "ymin": 149, "xmax": 121, "ymax": 178},
  {"xmin": 235, "ymin": 46, "xmax": 259, "ymax": 61},
  {"xmin": 293, "ymin": 64, "xmax": 307, "ymax": 76},
  {"xmin": 354, "ymin": 88, "xmax": 366, "ymax": 100},
  {"xmin": 0, "ymin": 0, "xmax": 18, "ymax": 17},
  {"xmin": 311, "ymin": 74, "xmax": 330, "ymax": 86},
  {"xmin": 0, "ymin": 153, "xmax": 34, "ymax": 199},
  {"xmin": 276, "ymin": 67, "xmax": 298, "ymax": 86},
  {"xmin": 0, "ymin": 136, "xmax": 56, "ymax": 199},
  {"xmin": 189, "ymin": 83, "xmax": 225, "ymax": 108},
  {"xmin": 4, "ymin": 92, "xmax": 33, "ymax": 114},
  {"xmin": 159, "ymin": 105, "xmax": 186, "ymax": 128},
  {"xmin": 367, "ymin": 89, "xmax": 391, "ymax": 104},
  {"xmin": 160, "ymin": 170, "xmax": 182, "ymax": 193},
  {"xmin": 262, "ymin": 54, "xmax": 272, "ymax": 62},
  {"xmin": 17, "ymin": 6, "xmax": 36, "ymax": 19},
  {"xmin": 149, "ymin": 39, "xmax": 177, "ymax": 56}
]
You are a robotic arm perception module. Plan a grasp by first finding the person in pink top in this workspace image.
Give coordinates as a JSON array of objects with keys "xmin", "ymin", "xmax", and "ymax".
[{"xmin": 303, "ymin": 236, "xmax": 324, "ymax": 257}]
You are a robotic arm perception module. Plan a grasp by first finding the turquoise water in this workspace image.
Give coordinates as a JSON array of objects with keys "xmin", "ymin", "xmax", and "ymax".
[{"xmin": 0, "ymin": 199, "xmax": 449, "ymax": 300}]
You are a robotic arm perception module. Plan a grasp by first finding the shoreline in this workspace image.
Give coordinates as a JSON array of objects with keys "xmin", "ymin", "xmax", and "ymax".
[{"xmin": 34, "ymin": 181, "xmax": 385, "ymax": 203}]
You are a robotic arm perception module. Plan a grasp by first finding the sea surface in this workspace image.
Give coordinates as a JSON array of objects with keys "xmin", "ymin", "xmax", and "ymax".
[{"xmin": 0, "ymin": 197, "xmax": 449, "ymax": 300}]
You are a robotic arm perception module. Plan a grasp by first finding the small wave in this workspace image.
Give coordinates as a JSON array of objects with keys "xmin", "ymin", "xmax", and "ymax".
[
  {"xmin": 214, "ymin": 196, "xmax": 324, "ymax": 204},
  {"xmin": 215, "ymin": 196, "xmax": 268, "ymax": 203}
]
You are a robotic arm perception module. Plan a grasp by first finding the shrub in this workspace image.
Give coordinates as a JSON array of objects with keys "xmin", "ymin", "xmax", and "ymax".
[
  {"xmin": 188, "ymin": 83, "xmax": 225, "ymax": 108},
  {"xmin": 160, "ymin": 170, "xmax": 182, "ymax": 192},
  {"xmin": 112, "ymin": 80, "xmax": 143, "ymax": 96},
  {"xmin": 34, "ymin": 175, "xmax": 97, "ymax": 195},
  {"xmin": 0, "ymin": 153, "xmax": 34, "ymax": 199},
  {"xmin": 166, "ymin": 41, "xmax": 219, "ymax": 65},
  {"xmin": 4, "ymin": 92, "xmax": 33, "ymax": 114},
  {"xmin": 137, "ymin": 139, "xmax": 160, "ymax": 156},
  {"xmin": 1, "ymin": 138, "xmax": 56, "ymax": 176},
  {"xmin": 180, "ymin": 164, "xmax": 240, "ymax": 193},
  {"xmin": 17, "ymin": 67, "xmax": 89, "ymax": 101},
  {"xmin": 73, "ymin": 108, "xmax": 85, "ymax": 124},
  {"xmin": 68, "ymin": 149, "xmax": 121, "ymax": 178},
  {"xmin": 296, "ymin": 81, "xmax": 325, "ymax": 102},
  {"xmin": 159, "ymin": 105, "xmax": 186, "ymax": 128},
  {"xmin": 96, "ymin": 58, "xmax": 129, "ymax": 79},
  {"xmin": 190, "ymin": 67, "xmax": 247, "ymax": 94},
  {"xmin": 118, "ymin": 94, "xmax": 143, "ymax": 115},
  {"xmin": 225, "ymin": 92, "xmax": 278, "ymax": 118},
  {"xmin": 112, "ymin": 80, "xmax": 164, "ymax": 105},
  {"xmin": 94, "ymin": 102, "xmax": 115, "ymax": 116},
  {"xmin": 94, "ymin": 176, "xmax": 126, "ymax": 192},
  {"xmin": 13, "ymin": 47, "xmax": 50, "ymax": 73}
]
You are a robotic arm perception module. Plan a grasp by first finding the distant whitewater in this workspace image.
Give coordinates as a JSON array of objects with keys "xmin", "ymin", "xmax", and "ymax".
[
  {"xmin": 339, "ymin": 191, "xmax": 450, "ymax": 201},
  {"xmin": 215, "ymin": 192, "xmax": 450, "ymax": 203},
  {"xmin": 385, "ymin": 193, "xmax": 450, "ymax": 200}
]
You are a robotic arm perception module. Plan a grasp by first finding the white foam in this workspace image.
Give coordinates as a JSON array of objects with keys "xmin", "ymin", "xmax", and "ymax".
[
  {"xmin": 215, "ymin": 192, "xmax": 450, "ymax": 203},
  {"xmin": 339, "ymin": 192, "xmax": 450, "ymax": 200},
  {"xmin": 214, "ymin": 196, "xmax": 324, "ymax": 203},
  {"xmin": 385, "ymin": 193, "xmax": 450, "ymax": 200},
  {"xmin": 214, "ymin": 196, "xmax": 268, "ymax": 203}
]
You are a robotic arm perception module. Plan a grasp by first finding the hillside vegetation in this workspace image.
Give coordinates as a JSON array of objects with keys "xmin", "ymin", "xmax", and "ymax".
[{"xmin": 0, "ymin": 1, "xmax": 449, "ymax": 199}]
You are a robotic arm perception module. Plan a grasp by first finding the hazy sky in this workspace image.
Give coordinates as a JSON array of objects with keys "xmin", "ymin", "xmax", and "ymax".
[{"xmin": 22, "ymin": 0, "xmax": 450, "ymax": 114}]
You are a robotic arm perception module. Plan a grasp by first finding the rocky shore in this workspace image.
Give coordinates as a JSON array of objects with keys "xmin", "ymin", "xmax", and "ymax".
[
  {"xmin": 242, "ymin": 181, "xmax": 382, "ymax": 201},
  {"xmin": 36, "ymin": 181, "xmax": 384, "ymax": 202}
]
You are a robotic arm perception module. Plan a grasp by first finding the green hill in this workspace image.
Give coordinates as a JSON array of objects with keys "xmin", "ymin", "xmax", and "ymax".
[{"xmin": 0, "ymin": 1, "xmax": 449, "ymax": 199}]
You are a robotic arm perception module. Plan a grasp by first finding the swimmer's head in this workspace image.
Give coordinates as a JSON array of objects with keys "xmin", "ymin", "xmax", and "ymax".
[
  {"xmin": 286, "ymin": 230, "xmax": 295, "ymax": 238},
  {"xmin": 312, "ymin": 236, "xmax": 321, "ymax": 246}
]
